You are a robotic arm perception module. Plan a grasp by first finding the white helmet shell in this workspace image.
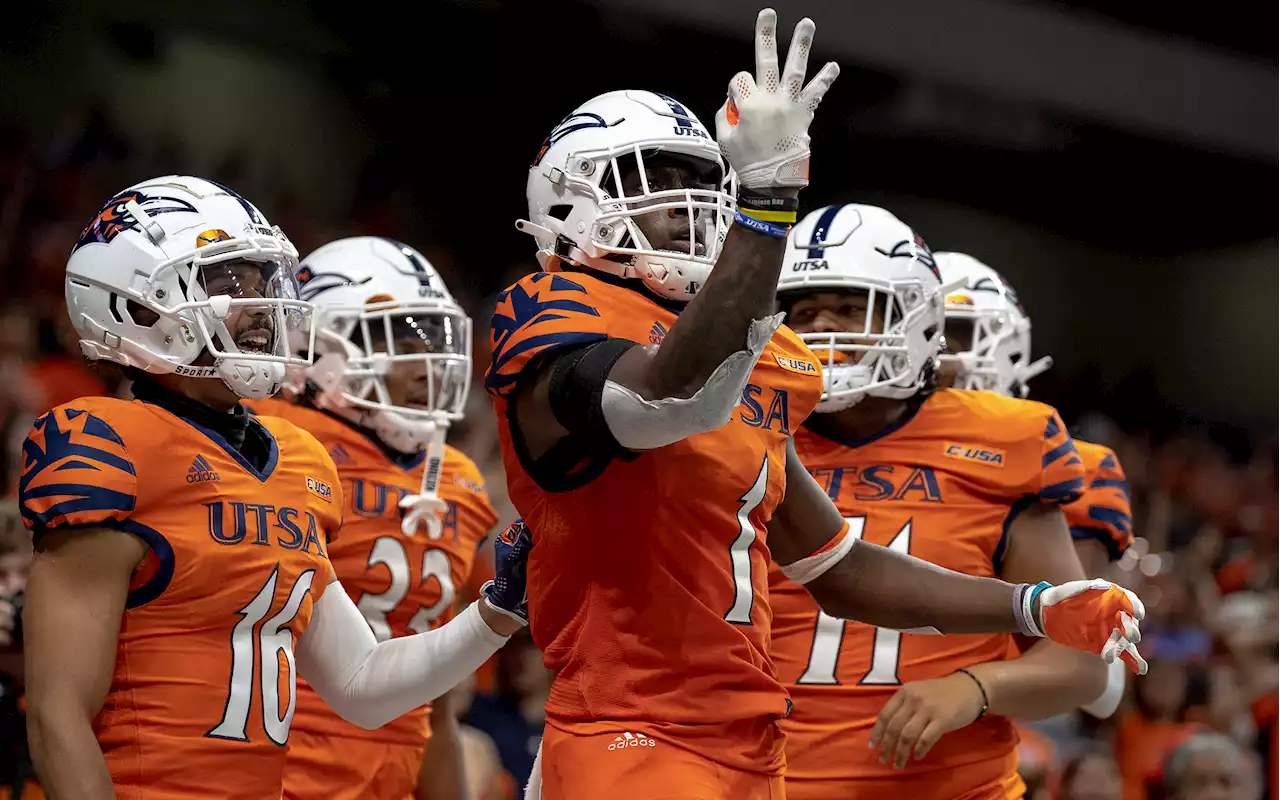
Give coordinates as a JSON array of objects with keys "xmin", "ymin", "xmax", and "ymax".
[
  {"xmin": 66, "ymin": 175, "xmax": 310, "ymax": 400},
  {"xmin": 778, "ymin": 204, "xmax": 945, "ymax": 412},
  {"xmin": 520, "ymin": 90, "xmax": 734, "ymax": 303},
  {"xmin": 935, "ymin": 252, "xmax": 1051, "ymax": 398},
  {"xmin": 296, "ymin": 237, "xmax": 471, "ymax": 453}
]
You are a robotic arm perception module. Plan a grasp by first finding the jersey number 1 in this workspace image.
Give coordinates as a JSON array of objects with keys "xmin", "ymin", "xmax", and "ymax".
[
  {"xmin": 207, "ymin": 566, "xmax": 316, "ymax": 745},
  {"xmin": 797, "ymin": 517, "xmax": 913, "ymax": 686},
  {"xmin": 725, "ymin": 458, "xmax": 769, "ymax": 625}
]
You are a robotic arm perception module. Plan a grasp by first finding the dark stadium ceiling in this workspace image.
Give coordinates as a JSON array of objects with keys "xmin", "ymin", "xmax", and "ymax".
[
  {"xmin": 6, "ymin": 0, "xmax": 1275, "ymax": 252},
  {"xmin": 587, "ymin": 0, "xmax": 1276, "ymax": 163},
  {"xmin": 1024, "ymin": 0, "xmax": 1275, "ymax": 60}
]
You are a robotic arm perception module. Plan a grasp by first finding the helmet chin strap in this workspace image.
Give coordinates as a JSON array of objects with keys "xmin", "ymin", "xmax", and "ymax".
[
  {"xmin": 303, "ymin": 339, "xmax": 452, "ymax": 537},
  {"xmin": 217, "ymin": 358, "xmax": 285, "ymax": 401},
  {"xmin": 398, "ymin": 415, "xmax": 450, "ymax": 538},
  {"xmin": 368, "ymin": 408, "xmax": 436, "ymax": 454}
]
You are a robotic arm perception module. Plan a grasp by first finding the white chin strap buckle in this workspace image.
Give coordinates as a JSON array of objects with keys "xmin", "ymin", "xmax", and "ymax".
[{"xmin": 218, "ymin": 358, "xmax": 284, "ymax": 401}]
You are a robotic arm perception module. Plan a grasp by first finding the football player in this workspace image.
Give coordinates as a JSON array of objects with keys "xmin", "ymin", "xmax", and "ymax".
[
  {"xmin": 934, "ymin": 252, "xmax": 1133, "ymax": 575},
  {"xmin": 19, "ymin": 176, "xmax": 530, "ymax": 800},
  {"xmin": 769, "ymin": 203, "xmax": 1121, "ymax": 799},
  {"xmin": 936, "ymin": 251, "xmax": 1135, "ymax": 721},
  {"xmin": 489, "ymin": 10, "xmax": 1142, "ymax": 799},
  {"xmin": 251, "ymin": 237, "xmax": 500, "ymax": 800}
]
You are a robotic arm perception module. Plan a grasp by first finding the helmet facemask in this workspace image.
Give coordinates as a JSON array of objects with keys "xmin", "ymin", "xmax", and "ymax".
[
  {"xmin": 785, "ymin": 283, "xmax": 944, "ymax": 413},
  {"xmin": 537, "ymin": 144, "xmax": 734, "ymax": 302},
  {"xmin": 310, "ymin": 298, "xmax": 471, "ymax": 453},
  {"xmin": 71, "ymin": 223, "xmax": 314, "ymax": 400},
  {"xmin": 171, "ymin": 231, "xmax": 312, "ymax": 399},
  {"xmin": 939, "ymin": 299, "xmax": 1050, "ymax": 398}
]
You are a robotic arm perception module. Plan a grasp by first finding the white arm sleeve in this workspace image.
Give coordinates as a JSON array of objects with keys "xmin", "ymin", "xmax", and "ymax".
[
  {"xmin": 1080, "ymin": 656, "xmax": 1126, "ymax": 719},
  {"xmin": 601, "ymin": 313, "xmax": 783, "ymax": 451},
  {"xmin": 296, "ymin": 579, "xmax": 509, "ymax": 730}
]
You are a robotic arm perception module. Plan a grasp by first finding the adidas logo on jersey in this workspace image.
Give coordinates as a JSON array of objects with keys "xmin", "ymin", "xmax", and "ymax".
[
  {"xmin": 607, "ymin": 732, "xmax": 657, "ymax": 751},
  {"xmin": 648, "ymin": 321, "xmax": 668, "ymax": 345},
  {"xmin": 187, "ymin": 455, "xmax": 220, "ymax": 483}
]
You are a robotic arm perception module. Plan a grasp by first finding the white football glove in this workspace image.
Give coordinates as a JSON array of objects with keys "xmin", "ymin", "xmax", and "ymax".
[{"xmin": 715, "ymin": 8, "xmax": 840, "ymax": 190}]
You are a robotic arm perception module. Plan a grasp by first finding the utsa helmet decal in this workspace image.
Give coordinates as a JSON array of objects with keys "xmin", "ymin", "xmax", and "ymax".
[
  {"xmin": 532, "ymin": 112, "xmax": 624, "ymax": 167},
  {"xmin": 74, "ymin": 190, "xmax": 198, "ymax": 252},
  {"xmin": 778, "ymin": 204, "xmax": 946, "ymax": 411}
]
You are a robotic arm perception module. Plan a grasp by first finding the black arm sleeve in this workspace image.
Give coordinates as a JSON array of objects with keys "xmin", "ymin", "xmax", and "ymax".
[
  {"xmin": 547, "ymin": 337, "xmax": 638, "ymax": 443},
  {"xmin": 508, "ymin": 338, "xmax": 641, "ymax": 494}
]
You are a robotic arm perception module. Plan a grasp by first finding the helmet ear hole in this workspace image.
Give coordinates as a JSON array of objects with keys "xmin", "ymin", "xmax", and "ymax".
[
  {"xmin": 548, "ymin": 205, "xmax": 572, "ymax": 221},
  {"xmin": 125, "ymin": 299, "xmax": 160, "ymax": 327}
]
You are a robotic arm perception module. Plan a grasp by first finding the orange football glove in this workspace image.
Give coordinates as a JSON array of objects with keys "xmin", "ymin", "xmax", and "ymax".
[{"xmin": 1031, "ymin": 579, "xmax": 1147, "ymax": 675}]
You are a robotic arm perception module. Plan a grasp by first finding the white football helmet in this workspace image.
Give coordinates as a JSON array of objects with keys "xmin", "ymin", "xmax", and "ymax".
[
  {"xmin": 66, "ymin": 175, "xmax": 311, "ymax": 400},
  {"xmin": 295, "ymin": 237, "xmax": 470, "ymax": 453},
  {"xmin": 777, "ymin": 204, "xmax": 946, "ymax": 412},
  {"xmin": 935, "ymin": 252, "xmax": 1052, "ymax": 398},
  {"xmin": 519, "ymin": 90, "xmax": 734, "ymax": 303}
]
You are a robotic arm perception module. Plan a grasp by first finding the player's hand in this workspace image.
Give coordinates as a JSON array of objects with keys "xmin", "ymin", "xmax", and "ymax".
[
  {"xmin": 399, "ymin": 493, "xmax": 449, "ymax": 538},
  {"xmin": 1033, "ymin": 579, "xmax": 1147, "ymax": 675},
  {"xmin": 480, "ymin": 520, "xmax": 532, "ymax": 632},
  {"xmin": 868, "ymin": 672, "xmax": 986, "ymax": 769},
  {"xmin": 715, "ymin": 8, "xmax": 839, "ymax": 190}
]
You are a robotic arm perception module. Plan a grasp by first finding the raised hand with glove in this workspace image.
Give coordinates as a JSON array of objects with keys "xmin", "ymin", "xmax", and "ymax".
[{"xmin": 716, "ymin": 8, "xmax": 839, "ymax": 240}]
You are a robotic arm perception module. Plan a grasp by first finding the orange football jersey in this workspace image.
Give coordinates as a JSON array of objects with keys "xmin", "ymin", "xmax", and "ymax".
[
  {"xmin": 769, "ymin": 388, "xmax": 1086, "ymax": 799},
  {"xmin": 1064, "ymin": 439, "xmax": 1132, "ymax": 562},
  {"xmin": 19, "ymin": 396, "xmax": 341, "ymax": 800},
  {"xmin": 486, "ymin": 270, "xmax": 823, "ymax": 775},
  {"xmin": 249, "ymin": 398, "xmax": 497, "ymax": 748}
]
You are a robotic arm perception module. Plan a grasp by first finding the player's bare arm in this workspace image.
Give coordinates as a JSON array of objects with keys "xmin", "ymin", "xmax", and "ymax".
[
  {"xmin": 1073, "ymin": 538, "xmax": 1111, "ymax": 577},
  {"xmin": 515, "ymin": 9, "xmax": 838, "ymax": 457},
  {"xmin": 416, "ymin": 691, "xmax": 471, "ymax": 800},
  {"xmin": 25, "ymin": 527, "xmax": 148, "ymax": 799},
  {"xmin": 768, "ymin": 437, "xmax": 1147, "ymax": 671},
  {"xmin": 868, "ymin": 504, "xmax": 1108, "ymax": 768}
]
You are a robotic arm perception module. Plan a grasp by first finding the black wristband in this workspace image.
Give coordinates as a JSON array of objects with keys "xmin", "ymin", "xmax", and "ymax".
[
  {"xmin": 956, "ymin": 668, "xmax": 990, "ymax": 720},
  {"xmin": 737, "ymin": 187, "xmax": 800, "ymax": 213}
]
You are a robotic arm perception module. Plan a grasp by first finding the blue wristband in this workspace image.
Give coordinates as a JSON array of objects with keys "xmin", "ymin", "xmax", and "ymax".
[{"xmin": 733, "ymin": 209, "xmax": 791, "ymax": 240}]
